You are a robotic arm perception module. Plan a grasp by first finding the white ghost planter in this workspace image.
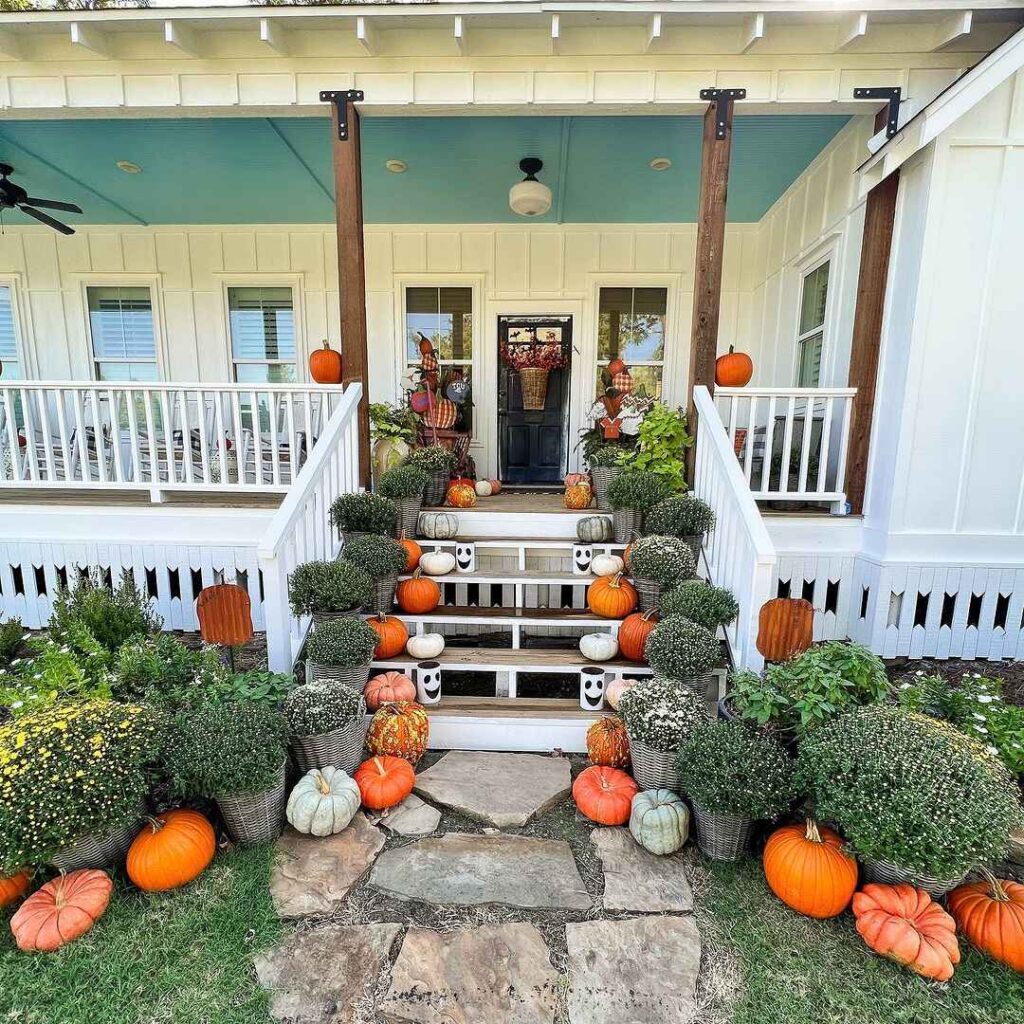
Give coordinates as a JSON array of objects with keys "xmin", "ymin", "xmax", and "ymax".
[
  {"xmin": 454, "ymin": 542, "xmax": 476, "ymax": 573},
  {"xmin": 416, "ymin": 660, "xmax": 442, "ymax": 705},
  {"xmin": 579, "ymin": 666, "xmax": 606, "ymax": 712},
  {"xmin": 572, "ymin": 544, "xmax": 593, "ymax": 576}
]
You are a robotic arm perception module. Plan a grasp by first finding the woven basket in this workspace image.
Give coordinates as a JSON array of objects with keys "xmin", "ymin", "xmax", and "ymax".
[
  {"xmin": 518, "ymin": 367, "xmax": 549, "ymax": 411},
  {"xmin": 591, "ymin": 465, "xmax": 622, "ymax": 510},
  {"xmin": 633, "ymin": 577, "xmax": 663, "ymax": 613},
  {"xmin": 312, "ymin": 608, "xmax": 364, "ymax": 627},
  {"xmin": 395, "ymin": 497, "xmax": 423, "ymax": 539},
  {"xmin": 306, "ymin": 660, "xmax": 371, "ymax": 688},
  {"xmin": 693, "ymin": 805, "xmax": 753, "ymax": 862},
  {"xmin": 683, "ymin": 534, "xmax": 703, "ymax": 566},
  {"xmin": 423, "ymin": 470, "xmax": 449, "ymax": 507},
  {"xmin": 291, "ymin": 712, "xmax": 368, "ymax": 774},
  {"xmin": 369, "ymin": 575, "xmax": 399, "ymax": 615},
  {"xmin": 862, "ymin": 857, "xmax": 965, "ymax": 898},
  {"xmin": 216, "ymin": 763, "xmax": 287, "ymax": 846},
  {"xmin": 628, "ymin": 735, "xmax": 682, "ymax": 792},
  {"xmin": 613, "ymin": 508, "xmax": 643, "ymax": 545},
  {"xmin": 51, "ymin": 805, "xmax": 145, "ymax": 871},
  {"xmin": 342, "ymin": 530, "xmax": 372, "ymax": 547}
]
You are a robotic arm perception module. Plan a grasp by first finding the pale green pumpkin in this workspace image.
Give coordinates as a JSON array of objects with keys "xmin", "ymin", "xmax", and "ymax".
[
  {"xmin": 577, "ymin": 516, "xmax": 614, "ymax": 543},
  {"xmin": 418, "ymin": 512, "xmax": 459, "ymax": 540},
  {"xmin": 629, "ymin": 789, "xmax": 690, "ymax": 855},
  {"xmin": 286, "ymin": 767, "xmax": 361, "ymax": 837}
]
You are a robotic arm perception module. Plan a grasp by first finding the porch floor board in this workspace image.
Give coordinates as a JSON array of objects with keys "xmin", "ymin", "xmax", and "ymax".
[
  {"xmin": 423, "ymin": 696, "xmax": 597, "ymax": 719},
  {"xmin": 372, "ymin": 645, "xmax": 652, "ymax": 674},
  {"xmin": 0, "ymin": 488, "xmax": 283, "ymax": 509}
]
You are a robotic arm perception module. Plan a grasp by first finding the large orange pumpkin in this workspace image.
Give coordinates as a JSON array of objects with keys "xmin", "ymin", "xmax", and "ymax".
[
  {"xmin": 426, "ymin": 398, "xmax": 458, "ymax": 430},
  {"xmin": 396, "ymin": 569, "xmax": 441, "ymax": 614},
  {"xmin": 948, "ymin": 870, "xmax": 1024, "ymax": 973},
  {"xmin": 852, "ymin": 883, "xmax": 960, "ymax": 982},
  {"xmin": 367, "ymin": 613, "xmax": 409, "ymax": 659},
  {"xmin": 618, "ymin": 610, "xmax": 659, "ymax": 662},
  {"xmin": 586, "ymin": 716, "xmax": 630, "ymax": 769},
  {"xmin": 354, "ymin": 755, "xmax": 416, "ymax": 810},
  {"xmin": 446, "ymin": 483, "xmax": 477, "ymax": 508},
  {"xmin": 10, "ymin": 870, "xmax": 113, "ymax": 952},
  {"xmin": 399, "ymin": 536, "xmax": 423, "ymax": 573},
  {"xmin": 365, "ymin": 671, "xmax": 417, "ymax": 712},
  {"xmin": 0, "ymin": 870, "xmax": 30, "ymax": 909},
  {"xmin": 588, "ymin": 573, "xmax": 638, "ymax": 619},
  {"xmin": 714, "ymin": 345, "xmax": 753, "ymax": 387},
  {"xmin": 367, "ymin": 700, "xmax": 430, "ymax": 763},
  {"xmin": 309, "ymin": 340, "xmax": 343, "ymax": 384},
  {"xmin": 564, "ymin": 482, "xmax": 592, "ymax": 510},
  {"xmin": 126, "ymin": 809, "xmax": 216, "ymax": 893},
  {"xmin": 572, "ymin": 765, "xmax": 638, "ymax": 826},
  {"xmin": 762, "ymin": 819, "xmax": 858, "ymax": 919}
]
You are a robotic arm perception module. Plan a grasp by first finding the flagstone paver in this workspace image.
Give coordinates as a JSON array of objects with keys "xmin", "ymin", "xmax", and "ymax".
[
  {"xmin": 565, "ymin": 916, "xmax": 702, "ymax": 1024},
  {"xmin": 255, "ymin": 922, "xmax": 401, "ymax": 1024},
  {"xmin": 378, "ymin": 793, "xmax": 442, "ymax": 837},
  {"xmin": 414, "ymin": 750, "xmax": 572, "ymax": 826},
  {"xmin": 369, "ymin": 832, "xmax": 593, "ymax": 909},
  {"xmin": 380, "ymin": 923, "xmax": 559, "ymax": 1024},
  {"xmin": 591, "ymin": 826, "xmax": 694, "ymax": 912}
]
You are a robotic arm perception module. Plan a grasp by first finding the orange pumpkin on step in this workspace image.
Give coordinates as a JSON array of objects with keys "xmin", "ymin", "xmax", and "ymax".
[
  {"xmin": 564, "ymin": 482, "xmax": 592, "ymax": 510},
  {"xmin": 714, "ymin": 345, "xmax": 753, "ymax": 387},
  {"xmin": 367, "ymin": 613, "xmax": 409, "ymax": 659},
  {"xmin": 0, "ymin": 870, "xmax": 30, "ymax": 909},
  {"xmin": 572, "ymin": 765, "xmax": 638, "ymax": 826},
  {"xmin": 396, "ymin": 569, "xmax": 441, "ymax": 614},
  {"xmin": 586, "ymin": 717, "xmax": 630, "ymax": 769},
  {"xmin": 365, "ymin": 671, "xmax": 417, "ymax": 712},
  {"xmin": 354, "ymin": 755, "xmax": 416, "ymax": 810},
  {"xmin": 618, "ymin": 610, "xmax": 659, "ymax": 662},
  {"xmin": 446, "ymin": 483, "xmax": 477, "ymax": 508},
  {"xmin": 399, "ymin": 535, "xmax": 423, "ymax": 573},
  {"xmin": 948, "ymin": 870, "xmax": 1024, "ymax": 973},
  {"xmin": 762, "ymin": 819, "xmax": 858, "ymax": 919},
  {"xmin": 126, "ymin": 809, "xmax": 217, "ymax": 893},
  {"xmin": 588, "ymin": 572, "xmax": 638, "ymax": 619},
  {"xmin": 10, "ymin": 870, "xmax": 113, "ymax": 952},
  {"xmin": 367, "ymin": 700, "xmax": 430, "ymax": 763},
  {"xmin": 309, "ymin": 340, "xmax": 343, "ymax": 384}
]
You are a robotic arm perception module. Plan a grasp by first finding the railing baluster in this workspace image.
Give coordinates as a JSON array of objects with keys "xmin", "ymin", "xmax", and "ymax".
[
  {"xmin": 71, "ymin": 389, "xmax": 89, "ymax": 482},
  {"xmin": 267, "ymin": 391, "xmax": 281, "ymax": 486},
  {"xmin": 797, "ymin": 394, "xmax": 814, "ymax": 494},
  {"xmin": 33, "ymin": 389, "xmax": 56, "ymax": 481},
  {"xmin": 817, "ymin": 396, "xmax": 834, "ymax": 494},
  {"xmin": 779, "ymin": 396, "xmax": 796, "ymax": 495},
  {"xmin": 835, "ymin": 394, "xmax": 854, "ymax": 499},
  {"xmin": 230, "ymin": 390, "xmax": 246, "ymax": 485},
  {"xmin": 285, "ymin": 393, "xmax": 297, "ymax": 476},
  {"xmin": 125, "ymin": 387, "xmax": 142, "ymax": 485},
  {"xmin": 18, "ymin": 388, "xmax": 39, "ymax": 482},
  {"xmin": 195, "ymin": 390, "xmax": 212, "ymax": 485},
  {"xmin": 158, "ymin": 390, "xmax": 174, "ymax": 484},
  {"xmin": 760, "ymin": 394, "xmax": 776, "ymax": 495},
  {"xmin": 742, "ymin": 393, "xmax": 757, "ymax": 485},
  {"xmin": 88, "ymin": 388, "xmax": 108, "ymax": 483},
  {"xmin": 107, "ymin": 388, "xmax": 125, "ymax": 483},
  {"xmin": 142, "ymin": 389, "xmax": 158, "ymax": 484},
  {"xmin": 53, "ymin": 389, "xmax": 72, "ymax": 484},
  {"xmin": 178, "ymin": 388, "xmax": 194, "ymax": 485},
  {"xmin": 2, "ymin": 388, "xmax": 22, "ymax": 483},
  {"xmin": 213, "ymin": 390, "xmax": 229, "ymax": 484}
]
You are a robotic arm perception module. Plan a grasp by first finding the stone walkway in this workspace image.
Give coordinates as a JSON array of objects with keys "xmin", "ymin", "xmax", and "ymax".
[{"xmin": 256, "ymin": 750, "xmax": 703, "ymax": 1024}]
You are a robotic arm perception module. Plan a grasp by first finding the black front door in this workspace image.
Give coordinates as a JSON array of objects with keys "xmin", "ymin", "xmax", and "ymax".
[{"xmin": 497, "ymin": 316, "xmax": 572, "ymax": 484}]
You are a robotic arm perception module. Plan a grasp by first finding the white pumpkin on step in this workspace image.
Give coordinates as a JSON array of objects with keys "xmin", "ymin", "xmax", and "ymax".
[
  {"xmin": 419, "ymin": 551, "xmax": 456, "ymax": 576},
  {"xmin": 407, "ymin": 632, "xmax": 446, "ymax": 660},
  {"xmin": 591, "ymin": 554, "xmax": 625, "ymax": 577},
  {"xmin": 474, "ymin": 480, "xmax": 493, "ymax": 497},
  {"xmin": 579, "ymin": 633, "xmax": 619, "ymax": 662}
]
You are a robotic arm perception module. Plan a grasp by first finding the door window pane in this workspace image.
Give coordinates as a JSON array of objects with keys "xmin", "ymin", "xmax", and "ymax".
[
  {"xmin": 796, "ymin": 263, "xmax": 829, "ymax": 387},
  {"xmin": 88, "ymin": 286, "xmax": 158, "ymax": 381},
  {"xmin": 0, "ymin": 285, "xmax": 18, "ymax": 380},
  {"xmin": 596, "ymin": 287, "xmax": 667, "ymax": 399}
]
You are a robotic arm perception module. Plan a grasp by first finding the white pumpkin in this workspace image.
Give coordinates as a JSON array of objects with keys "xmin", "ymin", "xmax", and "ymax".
[
  {"xmin": 591, "ymin": 554, "xmax": 625, "ymax": 577},
  {"xmin": 418, "ymin": 511, "xmax": 458, "ymax": 540},
  {"xmin": 579, "ymin": 632, "xmax": 619, "ymax": 662},
  {"xmin": 474, "ymin": 480, "xmax": 493, "ymax": 497},
  {"xmin": 419, "ymin": 550, "xmax": 456, "ymax": 576},
  {"xmin": 286, "ymin": 767, "xmax": 360, "ymax": 837},
  {"xmin": 407, "ymin": 632, "xmax": 445, "ymax": 660},
  {"xmin": 629, "ymin": 789, "xmax": 690, "ymax": 855}
]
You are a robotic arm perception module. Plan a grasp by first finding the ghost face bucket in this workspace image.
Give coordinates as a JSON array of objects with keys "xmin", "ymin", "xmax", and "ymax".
[
  {"xmin": 579, "ymin": 666, "xmax": 606, "ymax": 711},
  {"xmin": 416, "ymin": 661, "xmax": 442, "ymax": 705}
]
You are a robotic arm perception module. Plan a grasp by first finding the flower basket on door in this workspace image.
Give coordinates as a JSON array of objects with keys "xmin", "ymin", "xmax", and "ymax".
[{"xmin": 500, "ymin": 334, "xmax": 568, "ymax": 412}]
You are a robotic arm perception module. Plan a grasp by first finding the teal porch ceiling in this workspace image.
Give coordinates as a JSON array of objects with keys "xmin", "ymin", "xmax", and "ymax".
[{"xmin": 0, "ymin": 115, "xmax": 849, "ymax": 227}]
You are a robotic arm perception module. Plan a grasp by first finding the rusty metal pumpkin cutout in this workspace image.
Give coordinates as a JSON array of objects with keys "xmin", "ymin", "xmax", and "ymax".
[
  {"xmin": 756, "ymin": 597, "xmax": 813, "ymax": 663},
  {"xmin": 196, "ymin": 584, "xmax": 253, "ymax": 649}
]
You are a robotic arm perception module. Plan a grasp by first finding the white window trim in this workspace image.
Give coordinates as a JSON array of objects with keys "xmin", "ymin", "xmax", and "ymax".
[
  {"xmin": 789, "ymin": 237, "xmax": 841, "ymax": 388},
  {"xmin": 0, "ymin": 274, "xmax": 31, "ymax": 379}
]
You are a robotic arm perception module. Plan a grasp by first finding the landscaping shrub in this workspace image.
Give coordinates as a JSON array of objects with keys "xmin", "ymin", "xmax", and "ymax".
[
  {"xmin": 328, "ymin": 492, "xmax": 398, "ymax": 535},
  {"xmin": 287, "ymin": 560, "xmax": 372, "ymax": 616},
  {"xmin": 644, "ymin": 615, "xmax": 722, "ymax": 680},
  {"xmin": 49, "ymin": 569, "xmax": 161, "ymax": 653},
  {"xmin": 305, "ymin": 617, "xmax": 379, "ymax": 668},
  {"xmin": 627, "ymin": 534, "xmax": 696, "ymax": 586},
  {"xmin": 645, "ymin": 494, "xmax": 716, "ymax": 538},
  {"xmin": 587, "ymin": 443, "xmax": 630, "ymax": 468},
  {"xmin": 606, "ymin": 469, "xmax": 673, "ymax": 512},
  {"xmin": 285, "ymin": 679, "xmax": 364, "ymax": 737},
  {"xmin": 618, "ymin": 677, "xmax": 709, "ymax": 752},
  {"xmin": 616, "ymin": 404, "xmax": 692, "ymax": 491},
  {"xmin": 377, "ymin": 463, "xmax": 429, "ymax": 500},
  {"xmin": 0, "ymin": 617, "xmax": 24, "ymax": 664},
  {"xmin": 341, "ymin": 534, "xmax": 408, "ymax": 579},
  {"xmin": 113, "ymin": 633, "xmax": 227, "ymax": 705},
  {"xmin": 660, "ymin": 580, "xmax": 739, "ymax": 631}
]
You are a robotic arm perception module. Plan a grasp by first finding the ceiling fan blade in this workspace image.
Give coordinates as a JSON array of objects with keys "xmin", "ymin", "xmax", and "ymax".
[
  {"xmin": 24, "ymin": 197, "xmax": 82, "ymax": 214},
  {"xmin": 20, "ymin": 205, "xmax": 75, "ymax": 236}
]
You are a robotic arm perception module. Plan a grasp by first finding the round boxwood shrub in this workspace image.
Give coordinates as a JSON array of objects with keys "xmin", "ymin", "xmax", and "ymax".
[
  {"xmin": 627, "ymin": 535, "xmax": 696, "ymax": 586},
  {"xmin": 377, "ymin": 464, "xmax": 429, "ymax": 500},
  {"xmin": 329, "ymin": 492, "xmax": 398, "ymax": 535},
  {"xmin": 341, "ymin": 534, "xmax": 407, "ymax": 580},
  {"xmin": 659, "ymin": 580, "xmax": 739, "ymax": 631},
  {"xmin": 288, "ymin": 560, "xmax": 372, "ymax": 616},
  {"xmin": 645, "ymin": 495, "xmax": 716, "ymax": 538},
  {"xmin": 645, "ymin": 615, "xmax": 722, "ymax": 680},
  {"xmin": 305, "ymin": 617, "xmax": 379, "ymax": 668}
]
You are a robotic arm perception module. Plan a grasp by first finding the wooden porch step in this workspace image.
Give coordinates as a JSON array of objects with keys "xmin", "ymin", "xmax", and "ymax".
[
  {"xmin": 400, "ymin": 570, "xmax": 596, "ymax": 586},
  {"xmin": 417, "ymin": 537, "xmax": 622, "ymax": 549},
  {"xmin": 425, "ymin": 696, "xmax": 598, "ymax": 720},
  {"xmin": 395, "ymin": 605, "xmax": 609, "ymax": 628},
  {"xmin": 372, "ymin": 645, "xmax": 652, "ymax": 675}
]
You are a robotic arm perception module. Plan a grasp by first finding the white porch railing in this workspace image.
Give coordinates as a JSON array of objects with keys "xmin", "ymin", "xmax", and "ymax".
[
  {"xmin": 0, "ymin": 381, "xmax": 346, "ymax": 500},
  {"xmin": 258, "ymin": 383, "xmax": 361, "ymax": 672},
  {"xmin": 693, "ymin": 385, "xmax": 777, "ymax": 671},
  {"xmin": 714, "ymin": 386, "xmax": 856, "ymax": 510}
]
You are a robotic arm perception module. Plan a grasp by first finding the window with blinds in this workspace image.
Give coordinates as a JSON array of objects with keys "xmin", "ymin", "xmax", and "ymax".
[
  {"xmin": 228, "ymin": 287, "xmax": 297, "ymax": 384},
  {"xmin": 797, "ymin": 262, "xmax": 829, "ymax": 387},
  {"xmin": 88, "ymin": 286, "xmax": 158, "ymax": 382},
  {"xmin": 0, "ymin": 285, "xmax": 18, "ymax": 381},
  {"xmin": 597, "ymin": 286, "xmax": 668, "ymax": 399}
]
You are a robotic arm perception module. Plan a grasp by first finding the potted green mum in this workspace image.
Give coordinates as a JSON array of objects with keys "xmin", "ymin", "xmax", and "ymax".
[
  {"xmin": 377, "ymin": 463, "xmax": 430, "ymax": 538},
  {"xmin": 606, "ymin": 470, "xmax": 673, "ymax": 544},
  {"xmin": 627, "ymin": 534, "xmax": 696, "ymax": 612},
  {"xmin": 644, "ymin": 615, "xmax": 722, "ymax": 692},
  {"xmin": 677, "ymin": 719, "xmax": 793, "ymax": 861},
  {"xmin": 644, "ymin": 495, "xmax": 716, "ymax": 563},
  {"xmin": 587, "ymin": 444, "xmax": 627, "ymax": 510},
  {"xmin": 329, "ymin": 491, "xmax": 398, "ymax": 543},
  {"xmin": 288, "ymin": 560, "xmax": 372, "ymax": 625},
  {"xmin": 341, "ymin": 534, "xmax": 408, "ymax": 614},
  {"xmin": 285, "ymin": 678, "xmax": 368, "ymax": 774},
  {"xmin": 305, "ymin": 616, "xmax": 379, "ymax": 689},
  {"xmin": 408, "ymin": 445, "xmax": 457, "ymax": 507},
  {"xmin": 659, "ymin": 580, "xmax": 739, "ymax": 633}
]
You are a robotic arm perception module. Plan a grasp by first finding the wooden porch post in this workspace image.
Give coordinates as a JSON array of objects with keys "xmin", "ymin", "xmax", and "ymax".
[
  {"xmin": 845, "ymin": 108, "xmax": 901, "ymax": 515},
  {"xmin": 323, "ymin": 89, "xmax": 371, "ymax": 488},
  {"xmin": 686, "ymin": 88, "xmax": 744, "ymax": 478}
]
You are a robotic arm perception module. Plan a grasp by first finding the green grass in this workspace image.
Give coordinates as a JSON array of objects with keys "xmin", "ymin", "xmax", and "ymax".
[
  {"xmin": 0, "ymin": 846, "xmax": 279, "ymax": 1024},
  {"xmin": 701, "ymin": 857, "xmax": 1024, "ymax": 1024}
]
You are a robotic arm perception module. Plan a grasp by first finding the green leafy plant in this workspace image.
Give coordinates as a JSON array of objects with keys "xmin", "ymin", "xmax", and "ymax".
[
  {"xmin": 112, "ymin": 633, "xmax": 227, "ymax": 707},
  {"xmin": 606, "ymin": 470, "xmax": 673, "ymax": 513},
  {"xmin": 341, "ymin": 534, "xmax": 408, "ymax": 580},
  {"xmin": 369, "ymin": 401, "xmax": 419, "ymax": 443},
  {"xmin": 285, "ymin": 679, "xmax": 364, "ymax": 737},
  {"xmin": 677, "ymin": 719, "xmax": 793, "ymax": 819},
  {"xmin": 627, "ymin": 535, "xmax": 696, "ymax": 586},
  {"xmin": 796, "ymin": 704, "xmax": 1023, "ymax": 880},
  {"xmin": 220, "ymin": 670, "xmax": 295, "ymax": 709},
  {"xmin": 288, "ymin": 560, "xmax": 372, "ymax": 616},
  {"xmin": 377, "ymin": 463, "xmax": 429, "ymax": 501},
  {"xmin": 659, "ymin": 580, "xmax": 739, "ymax": 631},
  {"xmin": 577, "ymin": 427, "xmax": 637, "ymax": 467},
  {"xmin": 0, "ymin": 617, "xmax": 24, "ymax": 664},
  {"xmin": 0, "ymin": 699, "xmax": 161, "ymax": 873},
  {"xmin": 618, "ymin": 677, "xmax": 710, "ymax": 752},
  {"xmin": 617, "ymin": 404, "xmax": 692, "ymax": 491},
  {"xmin": 407, "ymin": 444, "xmax": 457, "ymax": 473},
  {"xmin": 305, "ymin": 617, "xmax": 379, "ymax": 668},
  {"xmin": 645, "ymin": 615, "xmax": 722, "ymax": 680},
  {"xmin": 587, "ymin": 443, "xmax": 632, "ymax": 468},
  {"xmin": 49, "ymin": 569, "xmax": 161, "ymax": 653},
  {"xmin": 645, "ymin": 495, "xmax": 716, "ymax": 538},
  {"xmin": 328, "ymin": 492, "xmax": 398, "ymax": 535}
]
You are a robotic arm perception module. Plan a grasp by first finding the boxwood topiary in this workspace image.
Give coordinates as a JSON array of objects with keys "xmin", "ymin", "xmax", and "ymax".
[
  {"xmin": 288, "ymin": 560, "xmax": 372, "ymax": 616},
  {"xmin": 305, "ymin": 617, "xmax": 379, "ymax": 668},
  {"xmin": 606, "ymin": 470, "xmax": 673, "ymax": 513},
  {"xmin": 329, "ymin": 492, "xmax": 398, "ymax": 535},
  {"xmin": 341, "ymin": 534, "xmax": 408, "ymax": 579},
  {"xmin": 627, "ymin": 535, "xmax": 696, "ymax": 586},
  {"xmin": 659, "ymin": 580, "xmax": 739, "ymax": 631},
  {"xmin": 645, "ymin": 615, "xmax": 722, "ymax": 680},
  {"xmin": 645, "ymin": 495, "xmax": 716, "ymax": 538}
]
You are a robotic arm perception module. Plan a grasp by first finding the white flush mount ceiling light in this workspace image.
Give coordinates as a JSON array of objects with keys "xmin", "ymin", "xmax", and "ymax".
[
  {"xmin": 509, "ymin": 157, "xmax": 552, "ymax": 217},
  {"xmin": 649, "ymin": 157, "xmax": 672, "ymax": 171},
  {"xmin": 116, "ymin": 161, "xmax": 142, "ymax": 174},
  {"xmin": 385, "ymin": 159, "xmax": 408, "ymax": 173}
]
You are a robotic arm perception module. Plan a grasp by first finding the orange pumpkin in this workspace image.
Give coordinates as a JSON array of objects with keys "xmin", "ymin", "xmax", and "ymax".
[
  {"xmin": 196, "ymin": 583, "xmax": 253, "ymax": 648},
  {"xmin": 367, "ymin": 613, "xmax": 409, "ymax": 659},
  {"xmin": 367, "ymin": 700, "xmax": 430, "ymax": 763},
  {"xmin": 564, "ymin": 482, "xmax": 592, "ymax": 510},
  {"xmin": 488, "ymin": 479, "xmax": 502, "ymax": 495},
  {"xmin": 126, "ymin": 809, "xmax": 216, "ymax": 893},
  {"xmin": 588, "ymin": 573, "xmax": 638, "ymax": 619},
  {"xmin": 608, "ymin": 358, "xmax": 626, "ymax": 376},
  {"xmin": 622, "ymin": 542, "xmax": 633, "ymax": 567},
  {"xmin": 618, "ymin": 610, "xmax": 659, "ymax": 662},
  {"xmin": 853, "ymin": 883, "xmax": 960, "ymax": 982},
  {"xmin": 309, "ymin": 340, "xmax": 343, "ymax": 384},
  {"xmin": 426, "ymin": 398, "xmax": 458, "ymax": 430},
  {"xmin": 572, "ymin": 765, "xmax": 638, "ymax": 826},
  {"xmin": 10, "ymin": 870, "xmax": 113, "ymax": 952},
  {"xmin": 446, "ymin": 483, "xmax": 477, "ymax": 508},
  {"xmin": 762, "ymin": 820, "xmax": 858, "ymax": 919},
  {"xmin": 354, "ymin": 755, "xmax": 416, "ymax": 810},
  {"xmin": 399, "ymin": 535, "xmax": 423, "ymax": 573},
  {"xmin": 757, "ymin": 597, "xmax": 814, "ymax": 663},
  {"xmin": 0, "ymin": 870, "xmax": 30, "ymax": 909},
  {"xmin": 604, "ymin": 677, "xmax": 636, "ymax": 711},
  {"xmin": 396, "ymin": 569, "xmax": 441, "ymax": 614},
  {"xmin": 948, "ymin": 870, "xmax": 1024, "ymax": 973},
  {"xmin": 586, "ymin": 717, "xmax": 630, "ymax": 769},
  {"xmin": 714, "ymin": 345, "xmax": 753, "ymax": 387},
  {"xmin": 365, "ymin": 671, "xmax": 417, "ymax": 711}
]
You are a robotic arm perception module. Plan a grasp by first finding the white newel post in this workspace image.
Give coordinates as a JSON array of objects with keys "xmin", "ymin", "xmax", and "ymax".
[{"xmin": 260, "ymin": 551, "xmax": 295, "ymax": 673}]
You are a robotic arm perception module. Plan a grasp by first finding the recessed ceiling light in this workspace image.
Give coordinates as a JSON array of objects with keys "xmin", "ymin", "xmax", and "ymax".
[
  {"xmin": 116, "ymin": 161, "xmax": 142, "ymax": 174},
  {"xmin": 385, "ymin": 159, "xmax": 408, "ymax": 173},
  {"xmin": 649, "ymin": 157, "xmax": 672, "ymax": 171}
]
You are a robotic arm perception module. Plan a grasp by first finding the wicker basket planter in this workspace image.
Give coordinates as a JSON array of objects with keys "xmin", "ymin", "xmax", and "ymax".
[
  {"xmin": 423, "ymin": 470, "xmax": 449, "ymax": 507},
  {"xmin": 628, "ymin": 735, "xmax": 682, "ymax": 792},
  {"xmin": 518, "ymin": 367, "xmax": 549, "ymax": 411},
  {"xmin": 613, "ymin": 508, "xmax": 643, "ymax": 545},
  {"xmin": 342, "ymin": 530, "xmax": 372, "ymax": 547},
  {"xmin": 692, "ymin": 804, "xmax": 753, "ymax": 862},
  {"xmin": 291, "ymin": 712, "xmax": 368, "ymax": 775},
  {"xmin": 369, "ymin": 575, "xmax": 399, "ymax": 615},
  {"xmin": 306, "ymin": 660, "xmax": 371, "ymax": 689},
  {"xmin": 591, "ymin": 465, "xmax": 622, "ymax": 510},
  {"xmin": 394, "ymin": 497, "xmax": 423, "ymax": 539},
  {"xmin": 51, "ymin": 805, "xmax": 145, "ymax": 871},
  {"xmin": 683, "ymin": 534, "xmax": 703, "ymax": 566},
  {"xmin": 216, "ymin": 762, "xmax": 287, "ymax": 846},
  {"xmin": 861, "ymin": 857, "xmax": 965, "ymax": 898},
  {"xmin": 312, "ymin": 608, "xmax": 364, "ymax": 627},
  {"xmin": 633, "ymin": 577, "xmax": 663, "ymax": 613}
]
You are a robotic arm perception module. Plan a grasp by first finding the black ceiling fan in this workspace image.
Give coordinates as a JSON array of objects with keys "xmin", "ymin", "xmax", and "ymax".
[{"xmin": 0, "ymin": 163, "xmax": 82, "ymax": 235}]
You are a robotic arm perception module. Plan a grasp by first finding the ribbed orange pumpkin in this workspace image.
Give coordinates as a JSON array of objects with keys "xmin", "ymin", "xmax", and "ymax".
[
  {"xmin": 309, "ymin": 340, "xmax": 343, "ymax": 384},
  {"xmin": 488, "ymin": 479, "xmax": 502, "ymax": 495},
  {"xmin": 126, "ymin": 809, "xmax": 216, "ymax": 893},
  {"xmin": 762, "ymin": 820, "xmax": 858, "ymax": 919},
  {"xmin": 367, "ymin": 613, "xmax": 409, "ymax": 659},
  {"xmin": 564, "ymin": 482, "xmax": 592, "ymax": 510},
  {"xmin": 10, "ymin": 870, "xmax": 113, "ymax": 952},
  {"xmin": 446, "ymin": 483, "xmax": 477, "ymax": 508},
  {"xmin": 586, "ymin": 716, "xmax": 630, "ymax": 769},
  {"xmin": 618, "ymin": 609, "xmax": 659, "ymax": 662},
  {"xmin": 396, "ymin": 569, "xmax": 441, "ymax": 614},
  {"xmin": 572, "ymin": 765, "xmax": 638, "ymax": 826},
  {"xmin": 426, "ymin": 397, "xmax": 458, "ymax": 430},
  {"xmin": 853, "ymin": 883, "xmax": 961, "ymax": 982},
  {"xmin": 0, "ymin": 870, "xmax": 30, "ymax": 909},
  {"xmin": 354, "ymin": 755, "xmax": 416, "ymax": 810},
  {"xmin": 714, "ymin": 345, "xmax": 753, "ymax": 387},
  {"xmin": 399, "ymin": 536, "xmax": 423, "ymax": 573},
  {"xmin": 367, "ymin": 700, "xmax": 430, "ymax": 763},
  {"xmin": 948, "ymin": 870, "xmax": 1024, "ymax": 973},
  {"xmin": 588, "ymin": 573, "xmax": 638, "ymax": 619},
  {"xmin": 365, "ymin": 671, "xmax": 417, "ymax": 711}
]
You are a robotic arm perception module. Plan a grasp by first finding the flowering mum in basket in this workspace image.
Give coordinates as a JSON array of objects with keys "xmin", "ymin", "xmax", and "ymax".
[{"xmin": 499, "ymin": 341, "xmax": 568, "ymax": 371}]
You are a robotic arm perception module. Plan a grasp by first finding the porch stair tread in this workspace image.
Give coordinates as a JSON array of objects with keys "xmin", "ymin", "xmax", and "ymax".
[
  {"xmin": 400, "ymin": 570, "xmax": 597, "ymax": 585},
  {"xmin": 372, "ymin": 645, "xmax": 652, "ymax": 674},
  {"xmin": 395, "ymin": 605, "xmax": 609, "ymax": 625},
  {"xmin": 423, "ymin": 696, "xmax": 599, "ymax": 720},
  {"xmin": 416, "ymin": 537, "xmax": 622, "ymax": 549}
]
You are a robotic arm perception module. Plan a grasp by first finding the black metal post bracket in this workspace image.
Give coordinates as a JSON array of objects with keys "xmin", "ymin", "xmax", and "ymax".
[
  {"xmin": 699, "ymin": 87, "xmax": 747, "ymax": 139},
  {"xmin": 320, "ymin": 90, "xmax": 366, "ymax": 141},
  {"xmin": 853, "ymin": 86, "xmax": 902, "ymax": 138}
]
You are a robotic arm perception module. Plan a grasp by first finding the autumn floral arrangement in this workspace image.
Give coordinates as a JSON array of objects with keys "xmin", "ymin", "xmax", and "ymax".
[{"xmin": 499, "ymin": 340, "xmax": 568, "ymax": 371}]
